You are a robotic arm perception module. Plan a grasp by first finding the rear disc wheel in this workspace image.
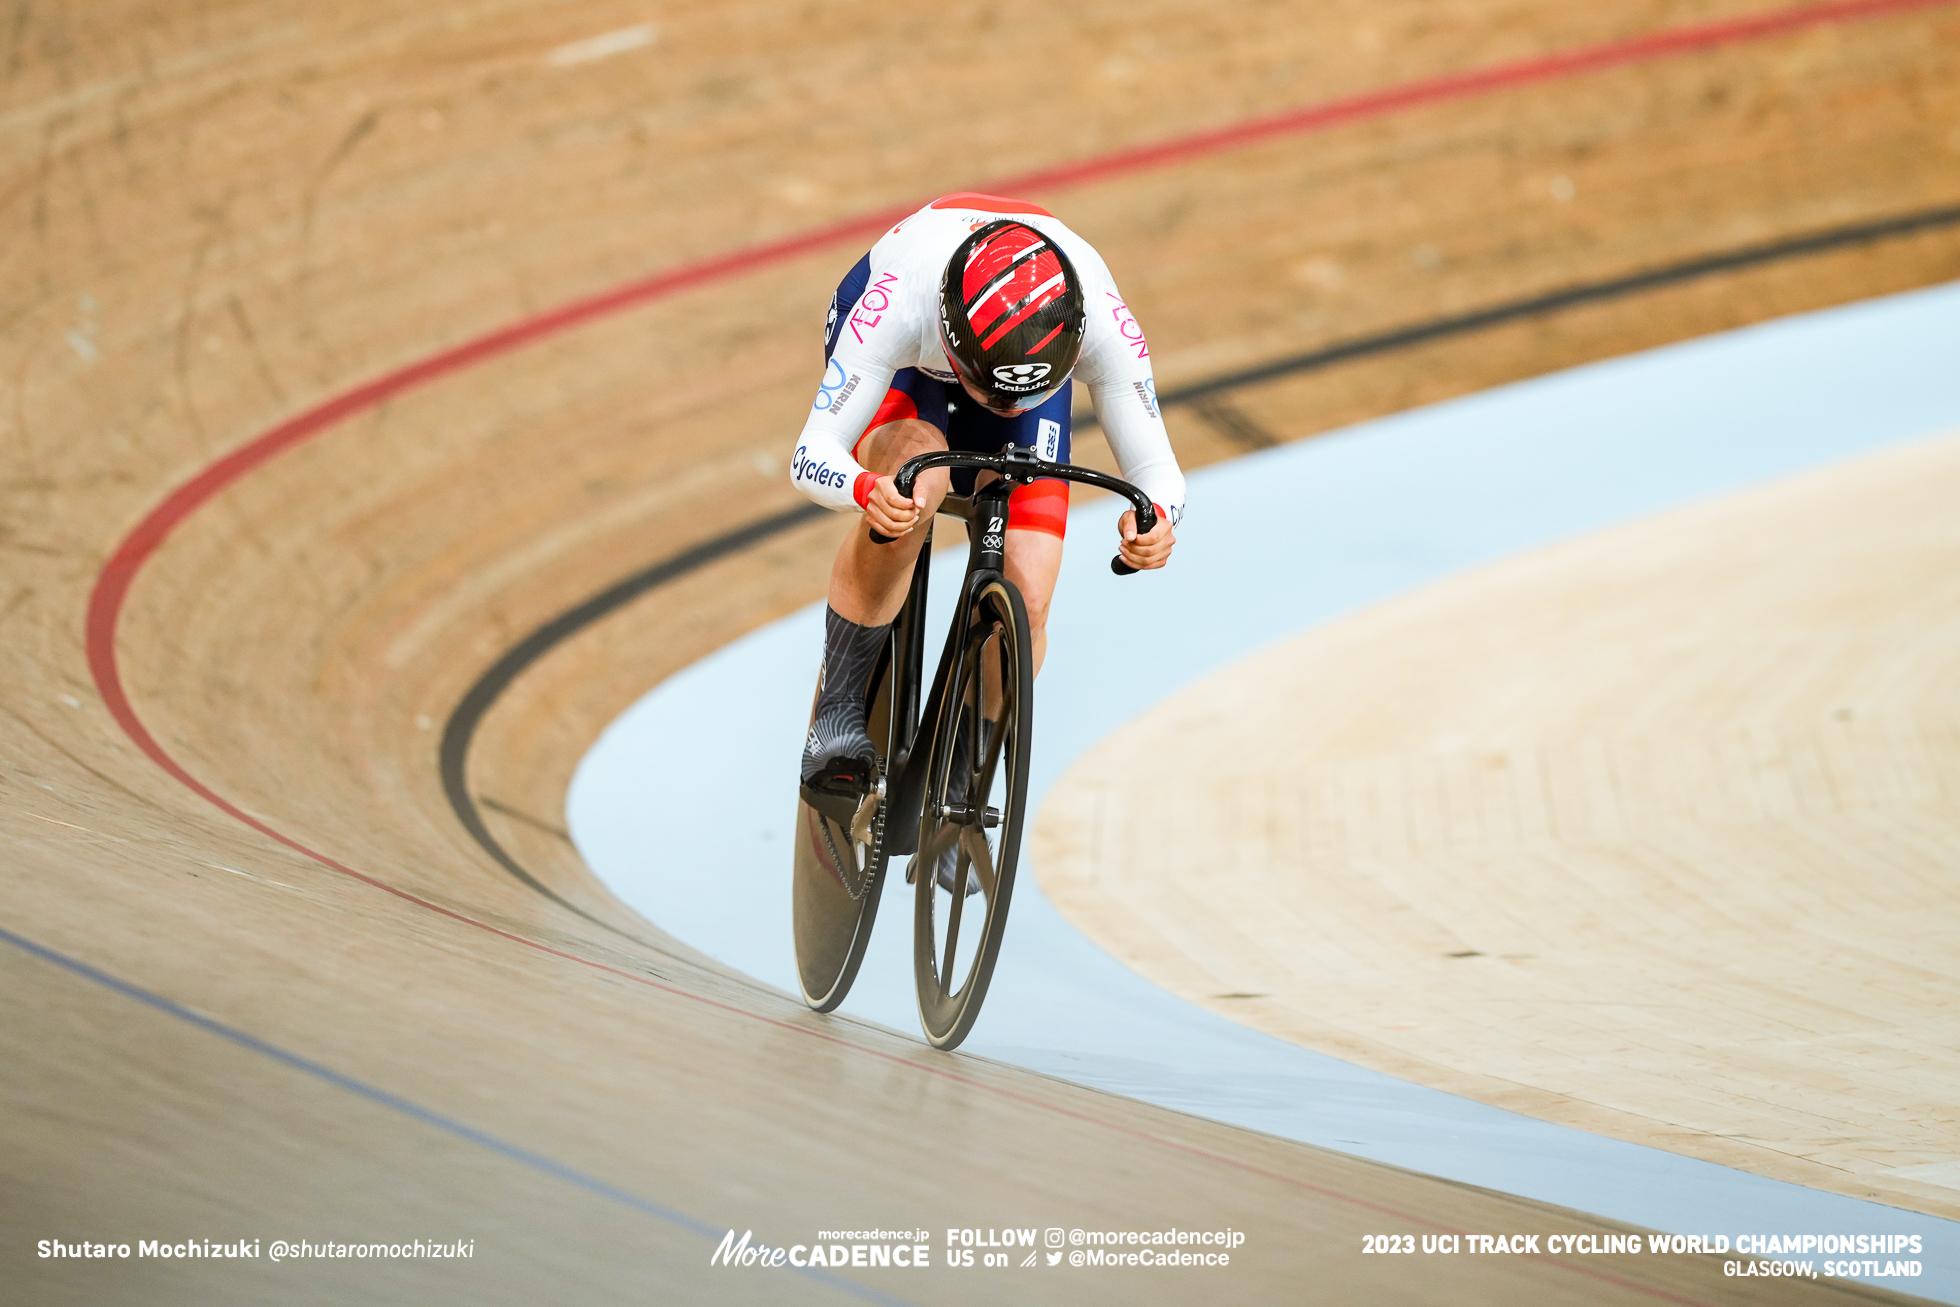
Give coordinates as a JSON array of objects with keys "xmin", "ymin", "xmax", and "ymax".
[{"xmin": 792, "ymin": 638, "xmax": 894, "ymax": 1011}]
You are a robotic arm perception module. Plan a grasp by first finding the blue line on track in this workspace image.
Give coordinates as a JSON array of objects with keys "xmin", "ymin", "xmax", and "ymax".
[{"xmin": 0, "ymin": 922, "xmax": 913, "ymax": 1306}]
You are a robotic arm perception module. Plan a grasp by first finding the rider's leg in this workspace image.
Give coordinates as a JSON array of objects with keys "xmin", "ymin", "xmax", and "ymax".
[
  {"xmin": 826, "ymin": 417, "xmax": 950, "ymax": 624},
  {"xmin": 929, "ymin": 386, "xmax": 1067, "ymax": 893},
  {"xmin": 929, "ymin": 520, "xmax": 1062, "ymax": 895},
  {"xmin": 803, "ymin": 417, "xmax": 950, "ymax": 795},
  {"xmin": 971, "ymin": 521, "xmax": 1063, "ymax": 717},
  {"xmin": 1003, "ymin": 524, "xmax": 1063, "ymax": 679}
]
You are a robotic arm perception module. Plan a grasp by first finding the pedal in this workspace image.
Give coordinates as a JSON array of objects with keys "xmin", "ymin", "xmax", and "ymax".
[
  {"xmin": 849, "ymin": 777, "xmax": 886, "ymax": 845},
  {"xmin": 800, "ymin": 779, "xmax": 863, "ymax": 829},
  {"xmin": 801, "ymin": 760, "xmax": 883, "ymax": 837}
]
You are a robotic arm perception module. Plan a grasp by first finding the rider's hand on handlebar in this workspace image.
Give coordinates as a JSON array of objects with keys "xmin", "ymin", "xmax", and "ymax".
[
  {"xmin": 1117, "ymin": 508, "xmax": 1174, "ymax": 571},
  {"xmin": 864, "ymin": 474, "xmax": 925, "ymax": 540}
]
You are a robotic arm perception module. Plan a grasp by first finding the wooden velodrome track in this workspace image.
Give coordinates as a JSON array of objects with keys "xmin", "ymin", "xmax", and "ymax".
[{"xmin": 4, "ymin": 0, "xmax": 1957, "ymax": 1302}]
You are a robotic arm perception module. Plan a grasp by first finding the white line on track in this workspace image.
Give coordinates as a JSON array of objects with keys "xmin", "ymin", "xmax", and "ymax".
[{"xmin": 546, "ymin": 25, "xmax": 657, "ymax": 68}]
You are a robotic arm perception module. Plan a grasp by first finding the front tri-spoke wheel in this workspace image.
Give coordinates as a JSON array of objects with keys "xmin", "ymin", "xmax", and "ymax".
[{"xmin": 913, "ymin": 577, "xmax": 1032, "ymax": 1050}]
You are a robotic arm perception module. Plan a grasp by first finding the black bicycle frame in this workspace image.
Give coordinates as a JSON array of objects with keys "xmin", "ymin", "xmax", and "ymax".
[{"xmin": 875, "ymin": 449, "xmax": 1157, "ymax": 856}]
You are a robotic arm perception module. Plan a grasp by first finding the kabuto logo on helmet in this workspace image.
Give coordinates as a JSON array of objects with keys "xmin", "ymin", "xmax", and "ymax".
[
  {"xmin": 939, "ymin": 216, "xmax": 1085, "ymax": 408},
  {"xmin": 991, "ymin": 363, "xmax": 1051, "ymax": 389}
]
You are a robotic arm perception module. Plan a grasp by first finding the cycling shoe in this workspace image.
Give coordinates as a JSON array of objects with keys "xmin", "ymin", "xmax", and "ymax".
[{"xmin": 800, "ymin": 755, "xmax": 874, "ymax": 830}]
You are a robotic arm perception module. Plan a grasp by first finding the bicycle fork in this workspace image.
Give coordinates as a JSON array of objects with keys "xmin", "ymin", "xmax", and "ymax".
[{"xmin": 884, "ymin": 479, "xmax": 1013, "ymax": 857}]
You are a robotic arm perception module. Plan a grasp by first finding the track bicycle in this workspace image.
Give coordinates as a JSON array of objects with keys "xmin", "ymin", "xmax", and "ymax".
[{"xmin": 791, "ymin": 447, "xmax": 1157, "ymax": 1050}]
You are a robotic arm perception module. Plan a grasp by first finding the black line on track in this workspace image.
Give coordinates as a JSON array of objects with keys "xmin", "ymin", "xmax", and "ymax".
[
  {"xmin": 477, "ymin": 794, "xmax": 573, "ymax": 842},
  {"xmin": 441, "ymin": 200, "xmax": 1960, "ymax": 907},
  {"xmin": 1155, "ymin": 200, "xmax": 1960, "ymax": 415},
  {"xmin": 1190, "ymin": 395, "xmax": 1281, "ymax": 450},
  {"xmin": 437, "ymin": 501, "xmax": 825, "ymax": 948}
]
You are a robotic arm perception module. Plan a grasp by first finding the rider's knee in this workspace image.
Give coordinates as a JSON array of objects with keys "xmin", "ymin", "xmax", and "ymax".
[
  {"xmin": 862, "ymin": 418, "xmax": 946, "ymax": 469},
  {"xmin": 1011, "ymin": 563, "xmax": 1055, "ymax": 633},
  {"xmin": 859, "ymin": 419, "xmax": 951, "ymax": 509},
  {"xmin": 1004, "ymin": 530, "xmax": 1061, "ymax": 634},
  {"xmin": 1020, "ymin": 587, "xmax": 1052, "ymax": 635}
]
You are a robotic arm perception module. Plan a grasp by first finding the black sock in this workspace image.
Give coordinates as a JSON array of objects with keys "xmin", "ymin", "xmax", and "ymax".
[{"xmin": 801, "ymin": 606, "xmax": 893, "ymax": 785}]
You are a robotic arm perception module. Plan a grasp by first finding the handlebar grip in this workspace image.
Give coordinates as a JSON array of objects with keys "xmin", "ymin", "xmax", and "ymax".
[
  {"xmin": 1110, "ymin": 501, "xmax": 1160, "ymax": 576},
  {"xmin": 866, "ymin": 467, "xmax": 922, "ymax": 544}
]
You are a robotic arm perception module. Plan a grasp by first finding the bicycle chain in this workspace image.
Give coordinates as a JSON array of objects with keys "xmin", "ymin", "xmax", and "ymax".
[
  {"xmin": 862, "ymin": 762, "xmax": 888, "ymax": 902},
  {"xmin": 817, "ymin": 755, "xmax": 885, "ymax": 903}
]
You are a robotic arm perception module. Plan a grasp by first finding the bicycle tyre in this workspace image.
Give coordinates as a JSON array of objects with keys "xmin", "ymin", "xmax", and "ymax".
[
  {"xmin": 792, "ymin": 635, "xmax": 895, "ymax": 1011},
  {"xmin": 912, "ymin": 576, "xmax": 1032, "ymax": 1050}
]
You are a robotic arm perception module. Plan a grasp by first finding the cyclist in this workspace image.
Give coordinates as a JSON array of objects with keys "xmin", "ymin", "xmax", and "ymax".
[{"xmin": 792, "ymin": 193, "xmax": 1186, "ymax": 832}]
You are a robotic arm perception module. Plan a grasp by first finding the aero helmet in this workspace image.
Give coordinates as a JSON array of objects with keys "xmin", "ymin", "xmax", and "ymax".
[{"xmin": 938, "ymin": 219, "xmax": 1085, "ymax": 413}]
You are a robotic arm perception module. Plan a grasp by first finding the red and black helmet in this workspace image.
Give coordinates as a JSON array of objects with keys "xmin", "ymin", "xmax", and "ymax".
[{"xmin": 938, "ymin": 219, "xmax": 1085, "ymax": 413}]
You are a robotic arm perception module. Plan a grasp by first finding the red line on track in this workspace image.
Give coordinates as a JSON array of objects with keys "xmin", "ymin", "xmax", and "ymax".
[
  {"xmin": 82, "ymin": 0, "xmax": 1953, "ymax": 1285},
  {"xmin": 990, "ymin": 0, "xmax": 1956, "ymax": 195}
]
